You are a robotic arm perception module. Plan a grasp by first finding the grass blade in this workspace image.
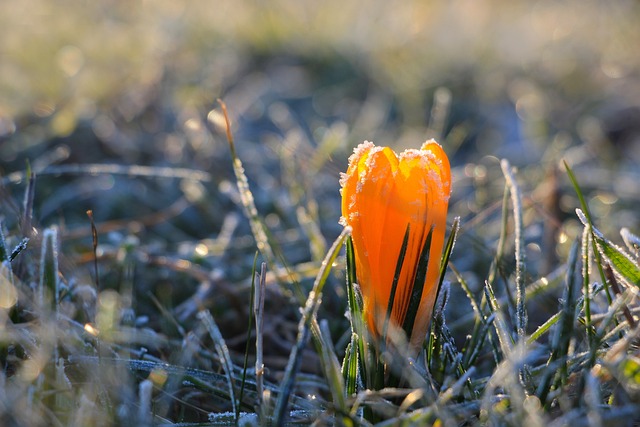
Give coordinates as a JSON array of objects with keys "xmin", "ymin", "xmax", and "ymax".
[
  {"xmin": 10, "ymin": 238, "xmax": 29, "ymax": 262},
  {"xmin": 439, "ymin": 217, "xmax": 460, "ymax": 283},
  {"xmin": 40, "ymin": 226, "xmax": 60, "ymax": 310},
  {"xmin": 198, "ymin": 310, "xmax": 238, "ymax": 420},
  {"xmin": 581, "ymin": 226, "xmax": 595, "ymax": 349},
  {"xmin": 0, "ymin": 221, "xmax": 8, "ymax": 263},
  {"xmin": 318, "ymin": 319, "xmax": 347, "ymax": 417},
  {"xmin": 577, "ymin": 211, "xmax": 640, "ymax": 288},
  {"xmin": 427, "ymin": 217, "xmax": 461, "ymax": 369},
  {"xmin": 273, "ymin": 226, "xmax": 350, "ymax": 425},
  {"xmin": 342, "ymin": 333, "xmax": 359, "ymax": 397},
  {"xmin": 484, "ymin": 280, "xmax": 513, "ymax": 358},
  {"xmin": 564, "ymin": 160, "xmax": 612, "ymax": 304},
  {"xmin": 21, "ymin": 163, "xmax": 35, "ymax": 237},
  {"xmin": 536, "ymin": 239, "xmax": 580, "ymax": 403},
  {"xmin": 237, "ymin": 252, "xmax": 259, "ymax": 420},
  {"xmin": 450, "ymin": 263, "xmax": 501, "ymax": 369},
  {"xmin": 500, "ymin": 159, "xmax": 527, "ymax": 342},
  {"xmin": 215, "ymin": 100, "xmax": 303, "ymax": 301},
  {"xmin": 527, "ymin": 312, "xmax": 561, "ymax": 345},
  {"xmin": 345, "ymin": 237, "xmax": 370, "ymax": 388},
  {"xmin": 487, "ymin": 184, "xmax": 510, "ymax": 287},
  {"xmin": 255, "ymin": 262, "xmax": 267, "ymax": 413}
]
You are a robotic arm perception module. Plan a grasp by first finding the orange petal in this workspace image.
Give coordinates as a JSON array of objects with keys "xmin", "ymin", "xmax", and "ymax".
[{"xmin": 401, "ymin": 141, "xmax": 451, "ymax": 348}]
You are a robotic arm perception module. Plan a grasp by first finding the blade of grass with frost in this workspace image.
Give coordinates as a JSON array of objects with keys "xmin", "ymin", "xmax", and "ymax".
[
  {"xmin": 484, "ymin": 280, "xmax": 513, "ymax": 358},
  {"xmin": 238, "ymin": 252, "xmax": 258, "ymax": 420},
  {"xmin": 451, "ymin": 264, "xmax": 501, "ymax": 369},
  {"xmin": 502, "ymin": 160, "xmax": 534, "ymax": 391},
  {"xmin": 501, "ymin": 159, "xmax": 527, "ymax": 342},
  {"xmin": 432, "ymin": 285, "xmax": 473, "ymax": 393},
  {"xmin": 487, "ymin": 184, "xmax": 510, "ymax": 288},
  {"xmin": 198, "ymin": 310, "xmax": 238, "ymax": 420},
  {"xmin": 0, "ymin": 221, "xmax": 8, "ymax": 263},
  {"xmin": 527, "ymin": 312, "xmax": 561, "ymax": 344},
  {"xmin": 468, "ymin": 184, "xmax": 511, "ymax": 368},
  {"xmin": 465, "ymin": 313, "xmax": 497, "ymax": 369},
  {"xmin": 40, "ymin": 227, "xmax": 60, "ymax": 310},
  {"xmin": 564, "ymin": 160, "xmax": 611, "ymax": 304},
  {"xmin": 428, "ymin": 217, "xmax": 460, "ymax": 367},
  {"xmin": 345, "ymin": 236, "xmax": 370, "ymax": 388},
  {"xmin": 429, "ymin": 282, "xmax": 467, "ymax": 385},
  {"xmin": 581, "ymin": 220, "xmax": 595, "ymax": 348},
  {"xmin": 550, "ymin": 239, "xmax": 581, "ymax": 386},
  {"xmin": 255, "ymin": 262, "xmax": 267, "ymax": 412},
  {"xmin": 318, "ymin": 319, "xmax": 348, "ymax": 419},
  {"xmin": 536, "ymin": 239, "xmax": 580, "ymax": 403},
  {"xmin": 428, "ymin": 319, "xmax": 443, "ymax": 377},
  {"xmin": 342, "ymin": 333, "xmax": 359, "ymax": 397},
  {"xmin": 489, "ymin": 183, "xmax": 520, "ymax": 331},
  {"xmin": 9, "ymin": 237, "xmax": 29, "ymax": 262},
  {"xmin": 86, "ymin": 210, "xmax": 100, "ymax": 290},
  {"xmin": 439, "ymin": 217, "xmax": 460, "ymax": 284},
  {"xmin": 273, "ymin": 227, "xmax": 350, "ymax": 425},
  {"xmin": 215, "ymin": 100, "xmax": 303, "ymax": 301},
  {"xmin": 22, "ymin": 161, "xmax": 35, "ymax": 236},
  {"xmin": 437, "ymin": 366, "xmax": 477, "ymax": 406},
  {"xmin": 576, "ymin": 210, "xmax": 640, "ymax": 288}
]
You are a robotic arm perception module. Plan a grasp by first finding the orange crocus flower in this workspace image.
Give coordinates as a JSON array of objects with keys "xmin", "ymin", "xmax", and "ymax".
[{"xmin": 340, "ymin": 139, "xmax": 451, "ymax": 351}]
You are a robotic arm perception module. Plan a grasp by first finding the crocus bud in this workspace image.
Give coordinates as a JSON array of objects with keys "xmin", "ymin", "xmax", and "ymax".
[{"xmin": 340, "ymin": 140, "xmax": 451, "ymax": 352}]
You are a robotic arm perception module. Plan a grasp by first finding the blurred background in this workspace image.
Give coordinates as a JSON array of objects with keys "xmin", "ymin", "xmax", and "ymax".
[{"xmin": 1, "ymin": 0, "xmax": 640, "ymax": 383}]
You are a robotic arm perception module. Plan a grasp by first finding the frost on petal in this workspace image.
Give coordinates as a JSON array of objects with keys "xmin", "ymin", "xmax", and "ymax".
[
  {"xmin": 426, "ymin": 168, "xmax": 449, "ymax": 201},
  {"xmin": 347, "ymin": 141, "xmax": 375, "ymax": 171},
  {"xmin": 362, "ymin": 145, "xmax": 388, "ymax": 181},
  {"xmin": 355, "ymin": 140, "xmax": 375, "ymax": 155},
  {"xmin": 339, "ymin": 172, "xmax": 348, "ymax": 189}
]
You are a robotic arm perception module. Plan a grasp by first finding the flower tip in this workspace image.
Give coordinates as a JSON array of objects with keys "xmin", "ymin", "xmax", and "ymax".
[
  {"xmin": 420, "ymin": 138, "xmax": 442, "ymax": 150},
  {"xmin": 351, "ymin": 141, "xmax": 375, "ymax": 158}
]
